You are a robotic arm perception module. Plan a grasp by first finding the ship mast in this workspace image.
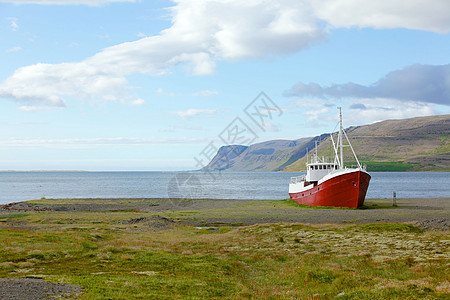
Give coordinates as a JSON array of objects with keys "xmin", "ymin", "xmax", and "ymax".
[
  {"xmin": 338, "ymin": 107, "xmax": 343, "ymax": 169},
  {"xmin": 314, "ymin": 140, "xmax": 318, "ymax": 163}
]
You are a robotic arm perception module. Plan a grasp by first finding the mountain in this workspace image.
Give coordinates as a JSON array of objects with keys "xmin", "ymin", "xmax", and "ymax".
[
  {"xmin": 203, "ymin": 114, "xmax": 450, "ymax": 172},
  {"xmin": 204, "ymin": 137, "xmax": 314, "ymax": 171}
]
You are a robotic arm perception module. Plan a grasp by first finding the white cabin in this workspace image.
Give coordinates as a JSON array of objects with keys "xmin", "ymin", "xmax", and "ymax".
[{"xmin": 306, "ymin": 162, "xmax": 338, "ymax": 182}]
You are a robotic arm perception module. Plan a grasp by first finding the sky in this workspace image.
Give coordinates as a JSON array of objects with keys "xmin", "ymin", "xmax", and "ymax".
[{"xmin": 1, "ymin": 0, "xmax": 450, "ymax": 171}]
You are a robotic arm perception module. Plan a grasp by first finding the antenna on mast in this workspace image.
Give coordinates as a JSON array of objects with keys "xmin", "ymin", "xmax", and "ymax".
[
  {"xmin": 314, "ymin": 140, "xmax": 318, "ymax": 162},
  {"xmin": 338, "ymin": 107, "xmax": 344, "ymax": 169}
]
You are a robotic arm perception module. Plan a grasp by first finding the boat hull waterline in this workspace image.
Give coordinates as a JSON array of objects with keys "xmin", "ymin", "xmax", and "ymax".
[{"xmin": 289, "ymin": 170, "xmax": 371, "ymax": 208}]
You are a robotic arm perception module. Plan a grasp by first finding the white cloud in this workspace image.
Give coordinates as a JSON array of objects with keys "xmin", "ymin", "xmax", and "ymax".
[
  {"xmin": 298, "ymin": 98, "xmax": 436, "ymax": 127},
  {"xmin": 0, "ymin": 0, "xmax": 325, "ymax": 108},
  {"xmin": 6, "ymin": 46, "xmax": 22, "ymax": 53},
  {"xmin": 7, "ymin": 17, "xmax": 18, "ymax": 31},
  {"xmin": 172, "ymin": 108, "xmax": 218, "ymax": 120},
  {"xmin": 6, "ymin": 0, "xmax": 449, "ymax": 32},
  {"xmin": 304, "ymin": 107, "xmax": 330, "ymax": 122},
  {"xmin": 18, "ymin": 105, "xmax": 50, "ymax": 112},
  {"xmin": 290, "ymin": 98, "xmax": 332, "ymax": 109},
  {"xmin": 262, "ymin": 121, "xmax": 281, "ymax": 132},
  {"xmin": 192, "ymin": 89, "xmax": 219, "ymax": 97},
  {"xmin": 0, "ymin": 0, "xmax": 136, "ymax": 5},
  {"xmin": 1, "ymin": 0, "xmax": 449, "ymax": 109},
  {"xmin": 0, "ymin": 62, "xmax": 128, "ymax": 107},
  {"xmin": 345, "ymin": 98, "xmax": 435, "ymax": 124},
  {"xmin": 313, "ymin": 0, "xmax": 450, "ymax": 34},
  {"xmin": 159, "ymin": 125, "xmax": 204, "ymax": 132},
  {"xmin": 178, "ymin": 0, "xmax": 324, "ymax": 61},
  {"xmin": 129, "ymin": 98, "xmax": 146, "ymax": 106}
]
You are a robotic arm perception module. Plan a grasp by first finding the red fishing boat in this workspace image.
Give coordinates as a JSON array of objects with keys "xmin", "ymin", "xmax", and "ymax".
[{"xmin": 289, "ymin": 108, "xmax": 370, "ymax": 208}]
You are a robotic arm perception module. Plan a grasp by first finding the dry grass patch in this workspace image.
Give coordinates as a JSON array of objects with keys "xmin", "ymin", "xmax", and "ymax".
[{"xmin": 0, "ymin": 210, "xmax": 448, "ymax": 299}]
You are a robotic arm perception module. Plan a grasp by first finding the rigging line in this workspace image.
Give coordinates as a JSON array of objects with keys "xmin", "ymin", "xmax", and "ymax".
[{"xmin": 343, "ymin": 129, "xmax": 361, "ymax": 168}]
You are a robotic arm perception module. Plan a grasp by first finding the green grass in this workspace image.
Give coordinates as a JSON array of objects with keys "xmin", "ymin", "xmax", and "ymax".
[
  {"xmin": 280, "ymin": 199, "xmax": 354, "ymax": 209},
  {"xmin": 0, "ymin": 211, "xmax": 448, "ymax": 299},
  {"xmin": 0, "ymin": 212, "xmax": 29, "ymax": 221},
  {"xmin": 360, "ymin": 161, "xmax": 415, "ymax": 172}
]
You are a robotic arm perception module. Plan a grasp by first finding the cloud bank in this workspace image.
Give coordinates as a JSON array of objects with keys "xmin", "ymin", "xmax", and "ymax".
[
  {"xmin": 346, "ymin": 98, "xmax": 435, "ymax": 124},
  {"xmin": 292, "ymin": 97, "xmax": 436, "ymax": 128},
  {"xmin": 0, "ymin": 0, "xmax": 325, "ymax": 107},
  {"xmin": 1, "ymin": 0, "xmax": 450, "ymax": 108},
  {"xmin": 172, "ymin": 108, "xmax": 219, "ymax": 120},
  {"xmin": 284, "ymin": 64, "xmax": 450, "ymax": 106},
  {"xmin": 0, "ymin": 137, "xmax": 208, "ymax": 147}
]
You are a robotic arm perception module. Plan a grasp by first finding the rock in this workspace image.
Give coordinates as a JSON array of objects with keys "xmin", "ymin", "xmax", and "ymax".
[{"xmin": 0, "ymin": 278, "xmax": 82, "ymax": 300}]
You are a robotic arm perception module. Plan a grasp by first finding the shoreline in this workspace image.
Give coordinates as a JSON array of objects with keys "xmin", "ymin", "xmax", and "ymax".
[{"xmin": 1, "ymin": 197, "xmax": 448, "ymax": 228}]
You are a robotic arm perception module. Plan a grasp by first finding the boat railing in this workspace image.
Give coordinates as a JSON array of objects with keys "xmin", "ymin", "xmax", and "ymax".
[
  {"xmin": 345, "ymin": 164, "xmax": 367, "ymax": 171},
  {"xmin": 290, "ymin": 175, "xmax": 306, "ymax": 184}
]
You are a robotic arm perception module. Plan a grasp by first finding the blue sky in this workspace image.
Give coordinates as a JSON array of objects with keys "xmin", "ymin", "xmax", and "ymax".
[{"xmin": 1, "ymin": 0, "xmax": 450, "ymax": 171}]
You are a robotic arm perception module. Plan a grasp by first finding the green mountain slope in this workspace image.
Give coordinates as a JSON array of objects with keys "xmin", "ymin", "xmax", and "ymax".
[{"xmin": 205, "ymin": 114, "xmax": 450, "ymax": 172}]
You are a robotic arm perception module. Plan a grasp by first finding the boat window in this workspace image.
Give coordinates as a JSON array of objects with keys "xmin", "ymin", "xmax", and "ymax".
[
  {"xmin": 319, "ymin": 165, "xmax": 322, "ymax": 170},
  {"xmin": 315, "ymin": 166, "xmax": 318, "ymax": 170}
]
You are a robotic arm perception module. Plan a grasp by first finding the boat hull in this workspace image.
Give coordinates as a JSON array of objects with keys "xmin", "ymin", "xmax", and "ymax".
[{"xmin": 289, "ymin": 170, "xmax": 371, "ymax": 208}]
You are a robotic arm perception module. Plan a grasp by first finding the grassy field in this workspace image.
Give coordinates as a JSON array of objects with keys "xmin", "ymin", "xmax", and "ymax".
[{"xmin": 0, "ymin": 200, "xmax": 449, "ymax": 299}]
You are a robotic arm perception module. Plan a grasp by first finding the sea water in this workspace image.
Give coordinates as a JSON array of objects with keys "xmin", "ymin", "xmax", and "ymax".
[{"xmin": 0, "ymin": 171, "xmax": 449, "ymax": 205}]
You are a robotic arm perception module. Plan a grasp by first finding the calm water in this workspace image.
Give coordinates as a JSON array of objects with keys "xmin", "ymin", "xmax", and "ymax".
[{"xmin": 0, "ymin": 171, "xmax": 449, "ymax": 205}]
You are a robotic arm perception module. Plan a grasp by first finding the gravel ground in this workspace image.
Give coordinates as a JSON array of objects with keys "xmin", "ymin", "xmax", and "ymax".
[
  {"xmin": 416, "ymin": 218, "xmax": 449, "ymax": 230},
  {"xmin": 1, "ymin": 197, "xmax": 449, "ymax": 228},
  {"xmin": 0, "ymin": 197, "xmax": 448, "ymax": 298},
  {"xmin": 0, "ymin": 278, "xmax": 82, "ymax": 300}
]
